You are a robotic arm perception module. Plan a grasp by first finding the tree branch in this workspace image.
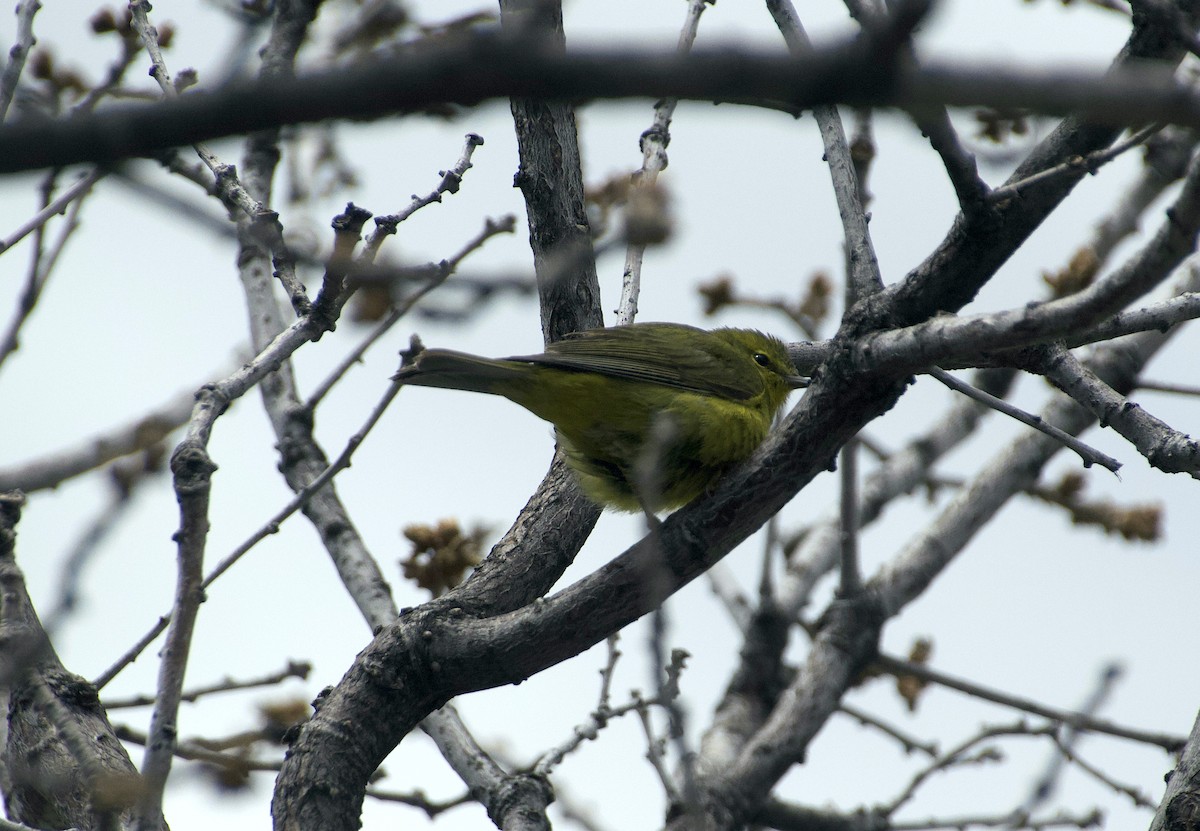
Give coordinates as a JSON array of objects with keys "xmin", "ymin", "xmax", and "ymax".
[
  {"xmin": 7, "ymin": 34, "xmax": 1200, "ymax": 175},
  {"xmin": 1034, "ymin": 344, "xmax": 1200, "ymax": 477}
]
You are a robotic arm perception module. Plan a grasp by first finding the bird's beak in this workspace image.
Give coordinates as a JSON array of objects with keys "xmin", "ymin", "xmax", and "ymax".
[{"xmin": 788, "ymin": 374, "xmax": 810, "ymax": 389}]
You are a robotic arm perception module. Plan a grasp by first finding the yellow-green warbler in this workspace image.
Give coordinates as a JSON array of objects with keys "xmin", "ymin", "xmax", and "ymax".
[{"xmin": 392, "ymin": 322, "xmax": 806, "ymax": 511}]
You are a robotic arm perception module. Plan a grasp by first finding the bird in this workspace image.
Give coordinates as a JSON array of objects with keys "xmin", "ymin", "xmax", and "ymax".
[{"xmin": 392, "ymin": 322, "xmax": 806, "ymax": 512}]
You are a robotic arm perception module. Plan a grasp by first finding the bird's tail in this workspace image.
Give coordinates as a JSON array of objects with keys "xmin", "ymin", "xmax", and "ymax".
[{"xmin": 392, "ymin": 349, "xmax": 530, "ymax": 396}]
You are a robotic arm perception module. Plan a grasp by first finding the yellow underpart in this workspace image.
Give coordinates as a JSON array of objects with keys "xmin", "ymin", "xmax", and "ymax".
[{"xmin": 505, "ymin": 367, "xmax": 774, "ymax": 511}]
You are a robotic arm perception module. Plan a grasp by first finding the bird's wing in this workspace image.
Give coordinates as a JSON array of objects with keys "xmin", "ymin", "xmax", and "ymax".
[{"xmin": 506, "ymin": 324, "xmax": 761, "ymax": 401}]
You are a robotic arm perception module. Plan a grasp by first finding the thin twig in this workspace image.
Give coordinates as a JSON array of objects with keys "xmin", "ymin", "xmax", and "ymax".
[
  {"xmin": 364, "ymin": 788, "xmax": 472, "ymax": 816},
  {"xmin": 1016, "ymin": 663, "xmax": 1123, "ymax": 816},
  {"xmin": 837, "ymin": 703, "xmax": 939, "ymax": 757},
  {"xmin": 1050, "ymin": 735, "xmax": 1156, "ymax": 808},
  {"xmin": 0, "ymin": 168, "xmax": 103, "ymax": 254},
  {"xmin": 0, "ymin": 384, "xmax": 196, "ymax": 492},
  {"xmin": 989, "ymin": 123, "xmax": 1165, "ymax": 204},
  {"xmin": 1136, "ymin": 378, "xmax": 1200, "ymax": 396},
  {"xmin": 0, "ymin": 181, "xmax": 92, "ymax": 376},
  {"xmin": 633, "ymin": 692, "xmax": 683, "ymax": 805},
  {"xmin": 533, "ymin": 636, "xmax": 632, "ymax": 775},
  {"xmin": 0, "ymin": 0, "xmax": 41, "ymax": 121},
  {"xmin": 362, "ymin": 133, "xmax": 486, "ymax": 259},
  {"xmin": 306, "ymin": 214, "xmax": 515, "ymax": 410},
  {"xmin": 876, "ymin": 653, "xmax": 1186, "ymax": 751},
  {"xmin": 113, "ymin": 724, "xmax": 282, "ymax": 772},
  {"xmin": 614, "ymin": 0, "xmax": 710, "ymax": 325},
  {"xmin": 1066, "ymin": 288, "xmax": 1200, "ymax": 348},
  {"xmin": 883, "ymin": 723, "xmax": 1037, "ymax": 815},
  {"xmin": 104, "ymin": 660, "xmax": 312, "ymax": 709},
  {"xmin": 929, "ymin": 367, "xmax": 1122, "ymax": 474},
  {"xmin": 1035, "ymin": 345, "xmax": 1200, "ymax": 477},
  {"xmin": 884, "ymin": 807, "xmax": 1103, "ymax": 830}
]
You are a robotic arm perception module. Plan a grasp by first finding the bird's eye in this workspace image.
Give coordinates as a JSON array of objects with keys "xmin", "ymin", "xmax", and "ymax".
[{"xmin": 753, "ymin": 353, "xmax": 771, "ymax": 367}]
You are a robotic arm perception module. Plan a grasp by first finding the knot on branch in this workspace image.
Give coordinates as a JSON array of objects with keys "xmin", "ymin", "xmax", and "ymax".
[
  {"xmin": 193, "ymin": 382, "xmax": 231, "ymax": 420},
  {"xmin": 361, "ymin": 617, "xmax": 435, "ymax": 695},
  {"xmin": 43, "ymin": 667, "xmax": 102, "ymax": 710},
  {"xmin": 726, "ymin": 601, "xmax": 791, "ymax": 708},
  {"xmin": 815, "ymin": 588, "xmax": 885, "ymax": 667},
  {"xmin": 1165, "ymin": 790, "xmax": 1200, "ymax": 830},
  {"xmin": 488, "ymin": 771, "xmax": 554, "ymax": 826},
  {"xmin": 169, "ymin": 441, "xmax": 217, "ymax": 493},
  {"xmin": 0, "ymin": 490, "xmax": 25, "ymax": 537},
  {"xmin": 331, "ymin": 202, "xmax": 373, "ymax": 238},
  {"xmin": 278, "ymin": 404, "xmax": 322, "ymax": 469}
]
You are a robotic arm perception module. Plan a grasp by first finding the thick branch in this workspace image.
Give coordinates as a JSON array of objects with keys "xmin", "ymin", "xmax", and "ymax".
[
  {"xmin": 0, "ymin": 494, "xmax": 140, "ymax": 829},
  {"xmin": 6, "ymin": 33, "xmax": 1200, "ymax": 174},
  {"xmin": 862, "ymin": 149, "xmax": 1200, "ymax": 374}
]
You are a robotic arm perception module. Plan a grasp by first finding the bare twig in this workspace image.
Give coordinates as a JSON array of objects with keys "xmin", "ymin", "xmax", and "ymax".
[
  {"xmin": 1017, "ymin": 663, "xmax": 1123, "ymax": 815},
  {"xmin": 879, "ymin": 807, "xmax": 1103, "ymax": 830},
  {"xmin": 929, "ymin": 367, "xmax": 1122, "ymax": 474},
  {"xmin": 634, "ymin": 692, "xmax": 683, "ymax": 805},
  {"xmin": 1034, "ymin": 345, "xmax": 1200, "ymax": 477},
  {"xmin": 128, "ymin": 0, "xmax": 307, "ymax": 315},
  {"xmin": 363, "ymin": 787, "xmax": 472, "ymax": 816},
  {"xmin": 0, "ymin": 0, "xmax": 41, "ymax": 120},
  {"xmin": 1049, "ymin": 735, "xmax": 1156, "ymax": 808},
  {"xmin": 113, "ymin": 724, "xmax": 282, "ymax": 772},
  {"xmin": 883, "ymin": 723, "xmax": 1038, "ymax": 815},
  {"xmin": 533, "ymin": 636, "xmax": 627, "ymax": 775},
  {"xmin": 104, "ymin": 660, "xmax": 311, "ymax": 709},
  {"xmin": 989, "ymin": 123, "xmax": 1165, "ymax": 204},
  {"xmin": 0, "ymin": 181, "xmax": 91, "ymax": 376},
  {"xmin": 768, "ymin": 0, "xmax": 884, "ymax": 303},
  {"xmin": 0, "ymin": 168, "xmax": 103, "ymax": 254},
  {"xmin": 614, "ymin": 0, "xmax": 710, "ymax": 325},
  {"xmin": 837, "ymin": 703, "xmax": 939, "ymax": 756},
  {"xmin": 1087, "ymin": 127, "xmax": 1197, "ymax": 265},
  {"xmin": 875, "ymin": 653, "xmax": 1185, "ymax": 751},
  {"xmin": 780, "ymin": 367, "xmax": 1017, "ymax": 618},
  {"xmin": 361, "ymin": 133, "xmax": 486, "ymax": 259},
  {"xmin": 1137, "ymin": 378, "xmax": 1200, "ymax": 395},
  {"xmin": 307, "ymin": 213, "xmax": 516, "ymax": 409},
  {"xmin": 1066, "ymin": 288, "xmax": 1200, "ymax": 347}
]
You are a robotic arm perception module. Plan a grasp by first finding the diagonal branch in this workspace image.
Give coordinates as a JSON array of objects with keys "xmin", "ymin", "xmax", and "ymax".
[
  {"xmin": 1035, "ymin": 344, "xmax": 1200, "ymax": 477},
  {"xmin": 768, "ymin": 0, "xmax": 885, "ymax": 303},
  {"xmin": 930, "ymin": 366, "xmax": 1122, "ymax": 473}
]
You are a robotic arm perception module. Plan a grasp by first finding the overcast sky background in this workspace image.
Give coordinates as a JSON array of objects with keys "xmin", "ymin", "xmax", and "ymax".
[{"xmin": 1, "ymin": 0, "xmax": 1198, "ymax": 829}]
